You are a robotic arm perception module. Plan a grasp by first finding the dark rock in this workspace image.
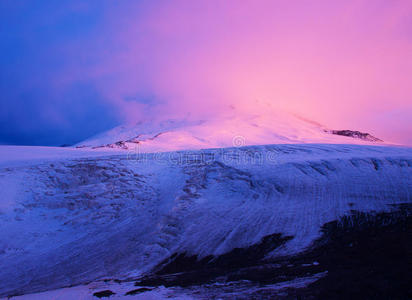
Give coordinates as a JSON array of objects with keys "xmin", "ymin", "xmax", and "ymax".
[
  {"xmin": 327, "ymin": 129, "xmax": 383, "ymax": 142},
  {"xmin": 125, "ymin": 287, "xmax": 153, "ymax": 295},
  {"xmin": 93, "ymin": 290, "xmax": 115, "ymax": 298}
]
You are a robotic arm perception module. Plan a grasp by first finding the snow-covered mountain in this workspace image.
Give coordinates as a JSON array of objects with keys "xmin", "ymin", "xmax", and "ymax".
[
  {"xmin": 76, "ymin": 110, "xmax": 385, "ymax": 152},
  {"xmin": 0, "ymin": 143, "xmax": 411, "ymax": 298}
]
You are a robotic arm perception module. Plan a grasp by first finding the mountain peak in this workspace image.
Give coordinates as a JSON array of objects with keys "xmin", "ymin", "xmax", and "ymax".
[{"xmin": 76, "ymin": 111, "xmax": 384, "ymax": 152}]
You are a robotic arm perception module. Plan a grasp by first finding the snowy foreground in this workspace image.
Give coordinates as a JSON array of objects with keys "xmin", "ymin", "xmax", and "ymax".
[{"xmin": 0, "ymin": 144, "xmax": 411, "ymax": 299}]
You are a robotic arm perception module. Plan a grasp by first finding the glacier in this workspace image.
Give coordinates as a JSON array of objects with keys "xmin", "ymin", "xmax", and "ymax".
[{"xmin": 0, "ymin": 143, "xmax": 411, "ymax": 298}]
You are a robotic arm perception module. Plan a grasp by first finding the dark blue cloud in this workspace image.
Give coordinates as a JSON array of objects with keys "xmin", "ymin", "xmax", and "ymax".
[
  {"xmin": 0, "ymin": 1, "xmax": 119, "ymax": 146},
  {"xmin": 0, "ymin": 82, "xmax": 119, "ymax": 146}
]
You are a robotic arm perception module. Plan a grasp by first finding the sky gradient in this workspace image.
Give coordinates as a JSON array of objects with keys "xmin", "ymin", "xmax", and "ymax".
[{"xmin": 1, "ymin": 0, "xmax": 411, "ymax": 146}]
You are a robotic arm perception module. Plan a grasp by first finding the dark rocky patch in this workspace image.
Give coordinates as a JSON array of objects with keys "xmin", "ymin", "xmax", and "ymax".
[
  {"xmin": 135, "ymin": 204, "xmax": 411, "ymax": 299},
  {"xmin": 288, "ymin": 205, "xmax": 412, "ymax": 300},
  {"xmin": 136, "ymin": 233, "xmax": 292, "ymax": 287},
  {"xmin": 125, "ymin": 287, "xmax": 153, "ymax": 295},
  {"xmin": 93, "ymin": 290, "xmax": 115, "ymax": 298},
  {"xmin": 327, "ymin": 129, "xmax": 383, "ymax": 142},
  {"xmin": 241, "ymin": 204, "xmax": 412, "ymax": 299}
]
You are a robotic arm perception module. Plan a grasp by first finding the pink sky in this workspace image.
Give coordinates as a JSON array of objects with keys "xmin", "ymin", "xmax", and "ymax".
[{"xmin": 58, "ymin": 0, "xmax": 412, "ymax": 145}]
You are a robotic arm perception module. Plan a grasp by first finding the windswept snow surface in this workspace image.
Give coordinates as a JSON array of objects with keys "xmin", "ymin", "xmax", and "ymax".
[
  {"xmin": 0, "ymin": 146, "xmax": 124, "ymax": 168},
  {"xmin": 0, "ymin": 143, "xmax": 411, "ymax": 297}
]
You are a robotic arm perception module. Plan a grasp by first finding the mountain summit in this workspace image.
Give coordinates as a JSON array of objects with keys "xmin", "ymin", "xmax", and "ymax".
[{"xmin": 77, "ymin": 110, "xmax": 383, "ymax": 152}]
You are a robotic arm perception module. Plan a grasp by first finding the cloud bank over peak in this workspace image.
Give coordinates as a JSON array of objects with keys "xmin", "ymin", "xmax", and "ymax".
[{"xmin": 1, "ymin": 0, "xmax": 412, "ymax": 145}]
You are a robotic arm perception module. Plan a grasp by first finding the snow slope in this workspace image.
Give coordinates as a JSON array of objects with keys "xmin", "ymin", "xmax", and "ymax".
[
  {"xmin": 76, "ymin": 110, "xmax": 386, "ymax": 152},
  {"xmin": 0, "ymin": 146, "xmax": 125, "ymax": 168},
  {"xmin": 0, "ymin": 143, "xmax": 411, "ymax": 297}
]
